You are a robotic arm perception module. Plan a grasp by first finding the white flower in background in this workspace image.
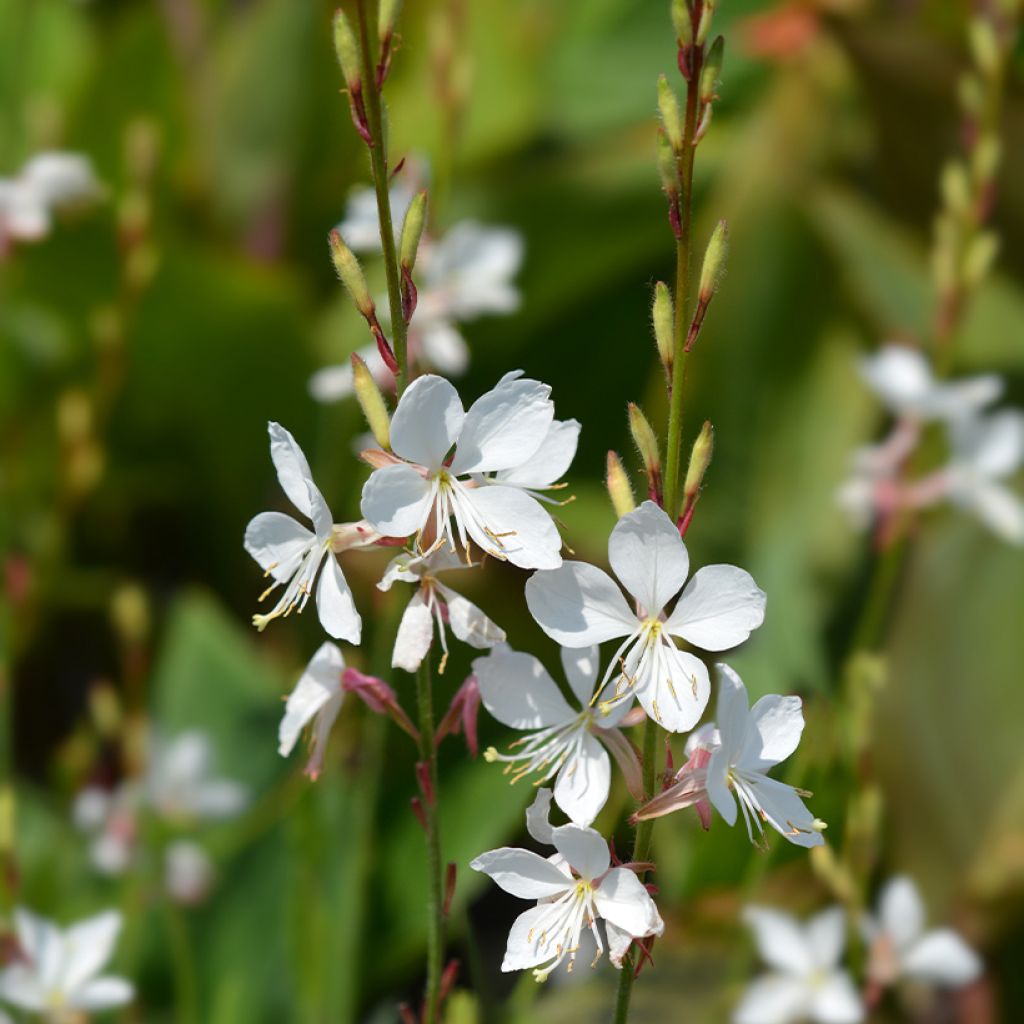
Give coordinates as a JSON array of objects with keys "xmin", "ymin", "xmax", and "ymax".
[
  {"xmin": 735, "ymin": 906, "xmax": 863, "ymax": 1024},
  {"xmin": 836, "ymin": 419, "xmax": 920, "ymax": 529},
  {"xmin": 470, "ymin": 789, "xmax": 663, "ymax": 981},
  {"xmin": 476, "ymin": 646, "xmax": 641, "ymax": 826},
  {"xmin": 525, "ymin": 501, "xmax": 765, "ymax": 732},
  {"xmin": 278, "ymin": 641, "xmax": 346, "ymax": 779},
  {"xmin": 377, "ymin": 548, "xmax": 505, "ymax": 673},
  {"xmin": 0, "ymin": 908, "xmax": 133, "ymax": 1018},
  {"xmin": 360, "ymin": 372, "xmax": 566, "ymax": 569},
  {"xmin": 337, "ymin": 176, "xmax": 418, "ymax": 253},
  {"xmin": 863, "ymin": 876, "xmax": 981, "ymax": 990},
  {"xmin": 164, "ymin": 840, "xmax": 215, "ymax": 906},
  {"xmin": 859, "ymin": 345, "xmax": 1001, "ymax": 422},
  {"xmin": 146, "ymin": 730, "xmax": 248, "ymax": 823},
  {"xmin": 72, "ymin": 783, "xmax": 140, "ymax": 876},
  {"xmin": 245, "ymin": 421, "xmax": 375, "ymax": 642}
]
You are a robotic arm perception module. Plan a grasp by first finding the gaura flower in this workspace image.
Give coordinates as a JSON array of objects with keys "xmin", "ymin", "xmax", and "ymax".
[
  {"xmin": 164, "ymin": 840, "xmax": 215, "ymax": 906},
  {"xmin": 278, "ymin": 642, "xmax": 347, "ymax": 780},
  {"xmin": 475, "ymin": 645, "xmax": 641, "ymax": 826},
  {"xmin": 735, "ymin": 906, "xmax": 863, "ymax": 1024},
  {"xmin": 489, "ymin": 417, "xmax": 580, "ymax": 503},
  {"xmin": 524, "ymin": 501, "xmax": 765, "ymax": 732},
  {"xmin": 0, "ymin": 908, "xmax": 134, "ymax": 1019},
  {"xmin": 245, "ymin": 421, "xmax": 376, "ymax": 642},
  {"xmin": 377, "ymin": 547, "xmax": 505, "ymax": 673},
  {"xmin": 360, "ymin": 372, "xmax": 567, "ymax": 569},
  {"xmin": 863, "ymin": 876, "xmax": 981, "ymax": 990},
  {"xmin": 470, "ymin": 789, "xmax": 663, "ymax": 981},
  {"xmin": 631, "ymin": 722, "xmax": 717, "ymax": 830}
]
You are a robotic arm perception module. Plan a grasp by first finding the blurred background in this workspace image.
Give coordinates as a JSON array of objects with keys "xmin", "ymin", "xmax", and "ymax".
[{"xmin": 2, "ymin": 0, "xmax": 1024, "ymax": 1020}]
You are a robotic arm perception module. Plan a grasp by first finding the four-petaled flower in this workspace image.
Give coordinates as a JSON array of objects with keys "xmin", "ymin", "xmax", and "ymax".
[
  {"xmin": 476, "ymin": 645, "xmax": 641, "ymax": 826},
  {"xmin": 735, "ymin": 906, "xmax": 863, "ymax": 1024},
  {"xmin": 470, "ymin": 789, "xmax": 663, "ymax": 981},
  {"xmin": 525, "ymin": 501, "xmax": 765, "ymax": 732},
  {"xmin": 246, "ymin": 422, "xmax": 377, "ymax": 642},
  {"xmin": 360, "ymin": 372, "xmax": 567, "ymax": 569}
]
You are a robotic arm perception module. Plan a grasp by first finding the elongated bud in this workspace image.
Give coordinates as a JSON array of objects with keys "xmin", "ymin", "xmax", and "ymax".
[
  {"xmin": 352, "ymin": 354, "xmax": 391, "ymax": 448},
  {"xmin": 333, "ymin": 9, "xmax": 361, "ymax": 92},
  {"xmin": 657, "ymin": 132, "xmax": 681, "ymax": 239},
  {"xmin": 700, "ymin": 36, "xmax": 724, "ymax": 105},
  {"xmin": 652, "ymin": 282, "xmax": 674, "ymax": 374},
  {"xmin": 695, "ymin": 0, "xmax": 717, "ymax": 46},
  {"xmin": 968, "ymin": 17, "xmax": 999, "ymax": 77},
  {"xmin": 683, "ymin": 421, "xmax": 714, "ymax": 504},
  {"xmin": 378, "ymin": 0, "xmax": 403, "ymax": 43},
  {"xmin": 606, "ymin": 451, "xmax": 636, "ymax": 518},
  {"xmin": 628, "ymin": 403, "xmax": 662, "ymax": 502},
  {"xmin": 657, "ymin": 76, "xmax": 683, "ymax": 152},
  {"xmin": 699, "ymin": 220, "xmax": 728, "ymax": 301},
  {"xmin": 329, "ymin": 230, "xmax": 374, "ymax": 318},
  {"xmin": 963, "ymin": 231, "xmax": 999, "ymax": 288},
  {"xmin": 399, "ymin": 190, "xmax": 428, "ymax": 271},
  {"xmin": 671, "ymin": 0, "xmax": 692, "ymax": 45}
]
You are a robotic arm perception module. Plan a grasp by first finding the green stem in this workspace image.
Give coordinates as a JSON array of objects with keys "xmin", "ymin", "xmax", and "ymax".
[
  {"xmin": 164, "ymin": 900, "xmax": 199, "ymax": 1024},
  {"xmin": 354, "ymin": 0, "xmax": 410, "ymax": 395}
]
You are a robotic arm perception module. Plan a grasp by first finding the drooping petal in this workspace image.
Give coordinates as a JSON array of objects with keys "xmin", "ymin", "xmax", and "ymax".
[
  {"xmin": 474, "ymin": 649, "xmax": 575, "ymax": 729},
  {"xmin": 806, "ymin": 907, "xmax": 847, "ymax": 971},
  {"xmin": 560, "ymin": 645, "xmax": 600, "ymax": 706},
  {"xmin": 742, "ymin": 906, "xmax": 814, "ymax": 975},
  {"xmin": 747, "ymin": 694, "xmax": 805, "ymax": 770},
  {"xmin": 392, "ymin": 590, "xmax": 435, "ymax": 672},
  {"xmin": 316, "ymin": 554, "xmax": 361, "ymax": 643},
  {"xmin": 267, "ymin": 422, "xmax": 317, "ymax": 519},
  {"xmin": 553, "ymin": 731, "xmax": 610, "ymax": 826},
  {"xmin": 389, "ymin": 374, "xmax": 464, "ymax": 469},
  {"xmin": 593, "ymin": 867, "xmax": 664, "ymax": 939},
  {"xmin": 665, "ymin": 564, "xmax": 766, "ymax": 651},
  {"xmin": 525, "ymin": 788, "xmax": 555, "ymax": 845},
  {"xmin": 808, "ymin": 971, "xmax": 864, "ymax": 1024},
  {"xmin": 68, "ymin": 976, "xmax": 135, "ymax": 1011},
  {"xmin": 243, "ymin": 512, "xmax": 314, "ymax": 581},
  {"xmin": 500, "ymin": 905, "xmax": 560, "ymax": 973},
  {"xmin": 634, "ymin": 647, "xmax": 710, "ymax": 734},
  {"xmin": 448, "ymin": 375, "xmax": 553, "ymax": 475},
  {"xmin": 306, "ymin": 691, "xmax": 344, "ymax": 779},
  {"xmin": 497, "ymin": 418, "xmax": 581, "ymax": 489},
  {"xmin": 732, "ymin": 973, "xmax": 811, "ymax": 1024},
  {"xmin": 439, "ymin": 584, "xmax": 506, "ymax": 650},
  {"xmin": 469, "ymin": 847, "xmax": 573, "ymax": 899},
  {"xmin": 457, "ymin": 484, "xmax": 562, "ymax": 569},
  {"xmin": 877, "ymin": 875, "xmax": 925, "ymax": 952},
  {"xmin": 606, "ymin": 920, "xmax": 635, "ymax": 969},
  {"xmin": 360, "ymin": 463, "xmax": 433, "ymax": 538},
  {"xmin": 608, "ymin": 501, "xmax": 689, "ymax": 616},
  {"xmin": 551, "ymin": 824, "xmax": 609, "ymax": 882},
  {"xmin": 902, "ymin": 929, "xmax": 981, "ymax": 987},
  {"xmin": 525, "ymin": 562, "xmax": 636, "ymax": 646},
  {"xmin": 278, "ymin": 642, "xmax": 343, "ymax": 757}
]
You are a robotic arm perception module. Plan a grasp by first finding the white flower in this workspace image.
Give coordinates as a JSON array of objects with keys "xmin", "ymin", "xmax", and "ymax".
[
  {"xmin": 245, "ymin": 421, "xmax": 372, "ymax": 641},
  {"xmin": 146, "ymin": 731, "xmax": 248, "ymax": 823},
  {"xmin": 525, "ymin": 501, "xmax": 765, "ymax": 732},
  {"xmin": 164, "ymin": 840, "xmax": 215, "ymax": 906},
  {"xmin": 470, "ymin": 790, "xmax": 663, "ymax": 981},
  {"xmin": 0, "ymin": 908, "xmax": 134, "ymax": 1018},
  {"xmin": 735, "ymin": 906, "xmax": 863, "ymax": 1024},
  {"xmin": 944, "ymin": 409, "xmax": 1024, "ymax": 544},
  {"xmin": 72, "ymin": 783, "xmax": 140, "ymax": 876},
  {"xmin": 476, "ymin": 646, "xmax": 641, "ymax": 827},
  {"xmin": 360, "ymin": 372, "xmax": 566, "ymax": 569},
  {"xmin": 278, "ymin": 641, "xmax": 346, "ymax": 779},
  {"xmin": 491, "ymin": 417, "xmax": 580, "ymax": 501},
  {"xmin": 337, "ymin": 176, "xmax": 417, "ymax": 252},
  {"xmin": 378, "ymin": 548, "xmax": 505, "ymax": 672},
  {"xmin": 863, "ymin": 876, "xmax": 981, "ymax": 990},
  {"xmin": 859, "ymin": 345, "xmax": 1001, "ymax": 422}
]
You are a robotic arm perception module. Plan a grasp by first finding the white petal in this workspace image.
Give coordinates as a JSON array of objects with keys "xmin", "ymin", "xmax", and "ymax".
[
  {"xmin": 559, "ymin": 645, "xmax": 600, "ymax": 707},
  {"xmin": 706, "ymin": 744, "xmax": 737, "ymax": 825},
  {"xmin": 877, "ymin": 875, "xmax": 925, "ymax": 951},
  {"xmin": 525, "ymin": 788, "xmax": 555, "ymax": 845},
  {"xmin": 733, "ymin": 973, "xmax": 811, "ymax": 1024},
  {"xmin": 608, "ymin": 501, "xmax": 689, "ymax": 615},
  {"xmin": 593, "ymin": 867, "xmax": 664, "ymax": 939},
  {"xmin": 553, "ymin": 732, "xmax": 610, "ymax": 827},
  {"xmin": 307, "ymin": 691, "xmax": 344, "ymax": 778},
  {"xmin": 959, "ymin": 479, "xmax": 1024, "ymax": 545},
  {"xmin": 550, "ymin": 824, "xmax": 609, "ymax": 882},
  {"xmin": 68, "ymin": 976, "xmax": 135, "ymax": 1011},
  {"xmin": 953, "ymin": 409, "xmax": 1024, "ymax": 477},
  {"xmin": 496, "ymin": 418, "xmax": 581, "ymax": 489},
  {"xmin": 278, "ymin": 642, "xmax": 344, "ymax": 757},
  {"xmin": 469, "ymin": 847, "xmax": 573, "ymax": 899},
  {"xmin": 0, "ymin": 965, "xmax": 46, "ymax": 1011},
  {"xmin": 634, "ymin": 646, "xmax": 710, "ymax": 734},
  {"xmin": 60, "ymin": 911, "xmax": 123, "ymax": 990},
  {"xmin": 389, "ymin": 374, "xmax": 464, "ymax": 469},
  {"xmin": 267, "ymin": 422, "xmax": 317, "ymax": 520},
  {"xmin": 308, "ymin": 363, "xmax": 354, "ymax": 402},
  {"xmin": 316, "ymin": 554, "xmax": 361, "ymax": 643},
  {"xmin": 809, "ymin": 971, "xmax": 864, "ymax": 1023},
  {"xmin": 360, "ymin": 463, "xmax": 433, "ymax": 537},
  {"xmin": 14, "ymin": 908, "xmax": 63, "ymax": 990},
  {"xmin": 747, "ymin": 694, "xmax": 805, "ymax": 769},
  {"xmin": 742, "ymin": 774, "xmax": 824, "ymax": 848},
  {"xmin": 474, "ymin": 649, "xmax": 575, "ymax": 728},
  {"xmin": 807, "ymin": 907, "xmax": 847, "ymax": 971},
  {"xmin": 419, "ymin": 320, "xmax": 470, "ymax": 375},
  {"xmin": 525, "ymin": 562, "xmax": 636, "ymax": 646},
  {"xmin": 243, "ymin": 512, "xmax": 314, "ymax": 581},
  {"xmin": 742, "ymin": 906, "xmax": 814, "ymax": 974},
  {"xmin": 715, "ymin": 663, "xmax": 753, "ymax": 765},
  {"xmin": 392, "ymin": 590, "xmax": 435, "ymax": 672},
  {"xmin": 458, "ymin": 485, "xmax": 562, "ymax": 569},
  {"xmin": 606, "ymin": 921, "xmax": 634, "ymax": 969},
  {"xmin": 859, "ymin": 346, "xmax": 933, "ymax": 413},
  {"xmin": 929, "ymin": 375, "xmax": 1003, "ymax": 419},
  {"xmin": 902, "ymin": 929, "xmax": 981, "ymax": 986},
  {"xmin": 665, "ymin": 564, "xmax": 766, "ymax": 651},
  {"xmin": 439, "ymin": 584, "xmax": 506, "ymax": 649},
  {"xmin": 500, "ymin": 905, "xmax": 558, "ymax": 972}
]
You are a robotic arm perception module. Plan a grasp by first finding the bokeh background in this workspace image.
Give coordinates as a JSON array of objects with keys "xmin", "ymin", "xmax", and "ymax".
[{"xmin": 2, "ymin": 0, "xmax": 1024, "ymax": 1020}]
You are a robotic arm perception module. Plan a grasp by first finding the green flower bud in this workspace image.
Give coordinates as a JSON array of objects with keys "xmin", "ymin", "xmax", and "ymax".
[
  {"xmin": 606, "ymin": 451, "xmax": 636, "ymax": 518},
  {"xmin": 628, "ymin": 403, "xmax": 661, "ymax": 480},
  {"xmin": 329, "ymin": 230, "xmax": 374, "ymax": 318},
  {"xmin": 333, "ymin": 9, "xmax": 362, "ymax": 92},
  {"xmin": 671, "ymin": 0, "xmax": 692, "ymax": 45},
  {"xmin": 379, "ymin": 0, "xmax": 403, "ymax": 43},
  {"xmin": 699, "ymin": 219, "xmax": 728, "ymax": 301},
  {"xmin": 699, "ymin": 36, "xmax": 724, "ymax": 105},
  {"xmin": 352, "ymin": 353, "xmax": 392, "ymax": 449},
  {"xmin": 683, "ymin": 420, "xmax": 714, "ymax": 503},
  {"xmin": 652, "ymin": 281, "xmax": 674, "ymax": 372},
  {"xmin": 657, "ymin": 75, "xmax": 683, "ymax": 152},
  {"xmin": 963, "ymin": 231, "xmax": 999, "ymax": 288},
  {"xmin": 399, "ymin": 190, "xmax": 428, "ymax": 271}
]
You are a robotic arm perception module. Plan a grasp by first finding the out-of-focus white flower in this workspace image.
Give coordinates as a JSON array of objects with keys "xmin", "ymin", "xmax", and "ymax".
[
  {"xmin": 735, "ymin": 906, "xmax": 863, "ymax": 1024},
  {"xmin": 0, "ymin": 908, "xmax": 134, "ymax": 1019},
  {"xmin": 360, "ymin": 372, "xmax": 566, "ymax": 569},
  {"xmin": 525, "ymin": 501, "xmax": 765, "ymax": 733},
  {"xmin": 470, "ymin": 789, "xmax": 663, "ymax": 981},
  {"xmin": 245, "ymin": 421, "xmax": 377, "ymax": 641},
  {"xmin": 72, "ymin": 784, "xmax": 140, "ymax": 876},
  {"xmin": 146, "ymin": 730, "xmax": 248, "ymax": 823},
  {"xmin": 476, "ymin": 645, "xmax": 641, "ymax": 826},
  {"xmin": 278, "ymin": 641, "xmax": 346, "ymax": 780},
  {"xmin": 164, "ymin": 841, "xmax": 215, "ymax": 906},
  {"xmin": 336, "ymin": 176, "xmax": 418, "ymax": 253},
  {"xmin": 863, "ymin": 876, "xmax": 981, "ymax": 990},
  {"xmin": 378, "ymin": 548, "xmax": 505, "ymax": 672}
]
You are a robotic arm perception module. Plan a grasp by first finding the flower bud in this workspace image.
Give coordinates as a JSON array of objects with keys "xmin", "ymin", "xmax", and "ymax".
[
  {"xmin": 671, "ymin": 0, "xmax": 692, "ymax": 45},
  {"xmin": 656, "ymin": 131, "xmax": 678, "ymax": 196},
  {"xmin": 963, "ymin": 231, "xmax": 999, "ymax": 288},
  {"xmin": 699, "ymin": 35, "xmax": 724, "ymax": 105},
  {"xmin": 628, "ymin": 403, "xmax": 662, "ymax": 500},
  {"xmin": 652, "ymin": 281, "xmax": 674, "ymax": 373},
  {"xmin": 352, "ymin": 353, "xmax": 392, "ymax": 449},
  {"xmin": 378, "ymin": 0, "xmax": 403, "ymax": 44},
  {"xmin": 683, "ymin": 420, "xmax": 714, "ymax": 504},
  {"xmin": 699, "ymin": 220, "xmax": 728, "ymax": 301},
  {"xmin": 333, "ymin": 9, "xmax": 362, "ymax": 93},
  {"xmin": 695, "ymin": 0, "xmax": 717, "ymax": 46},
  {"xmin": 968, "ymin": 17, "xmax": 999, "ymax": 77},
  {"xmin": 957, "ymin": 72, "xmax": 984, "ymax": 117},
  {"xmin": 399, "ymin": 190, "xmax": 428, "ymax": 271},
  {"xmin": 329, "ymin": 230, "xmax": 374, "ymax": 318},
  {"xmin": 940, "ymin": 161, "xmax": 971, "ymax": 216},
  {"xmin": 972, "ymin": 134, "xmax": 1001, "ymax": 185},
  {"xmin": 657, "ymin": 76, "xmax": 683, "ymax": 152},
  {"xmin": 606, "ymin": 451, "xmax": 636, "ymax": 518}
]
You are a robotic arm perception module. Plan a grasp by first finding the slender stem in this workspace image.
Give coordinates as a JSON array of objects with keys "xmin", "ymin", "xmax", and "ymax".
[
  {"xmin": 164, "ymin": 900, "xmax": 199, "ymax": 1024},
  {"xmin": 662, "ymin": 49, "xmax": 703, "ymax": 520},
  {"xmin": 354, "ymin": 0, "xmax": 410, "ymax": 395}
]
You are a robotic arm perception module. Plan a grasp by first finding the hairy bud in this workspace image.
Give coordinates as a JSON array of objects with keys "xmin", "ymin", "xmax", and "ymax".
[
  {"xmin": 606, "ymin": 451, "xmax": 636, "ymax": 518},
  {"xmin": 352, "ymin": 354, "xmax": 392, "ymax": 449},
  {"xmin": 378, "ymin": 0, "xmax": 403, "ymax": 44},
  {"xmin": 657, "ymin": 76, "xmax": 683, "ymax": 152},
  {"xmin": 333, "ymin": 9, "xmax": 362, "ymax": 92},
  {"xmin": 683, "ymin": 421, "xmax": 714, "ymax": 505},
  {"xmin": 671, "ymin": 0, "xmax": 692, "ymax": 45},
  {"xmin": 699, "ymin": 220, "xmax": 728, "ymax": 301},
  {"xmin": 628, "ymin": 403, "xmax": 662, "ymax": 501},
  {"xmin": 695, "ymin": 0, "xmax": 717, "ymax": 46},
  {"xmin": 329, "ymin": 230, "xmax": 374, "ymax": 318},
  {"xmin": 699, "ymin": 36, "xmax": 724, "ymax": 106},
  {"xmin": 399, "ymin": 190, "xmax": 428, "ymax": 271},
  {"xmin": 652, "ymin": 281, "xmax": 674, "ymax": 374}
]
